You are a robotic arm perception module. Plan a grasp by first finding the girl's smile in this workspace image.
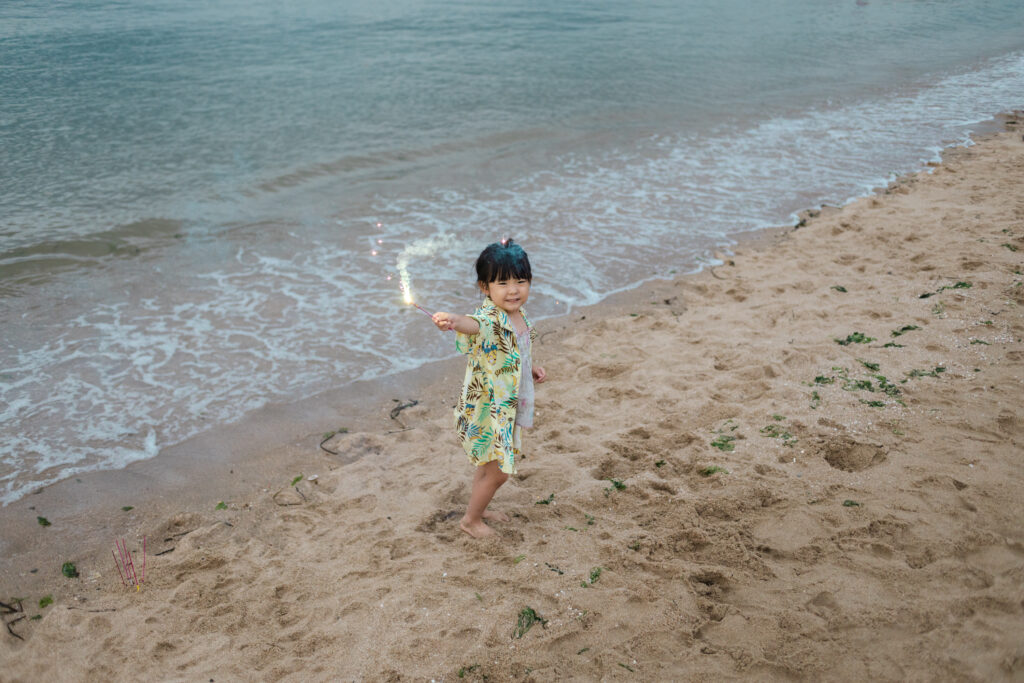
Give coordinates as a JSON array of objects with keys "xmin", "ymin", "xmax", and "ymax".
[{"xmin": 482, "ymin": 279, "xmax": 531, "ymax": 315}]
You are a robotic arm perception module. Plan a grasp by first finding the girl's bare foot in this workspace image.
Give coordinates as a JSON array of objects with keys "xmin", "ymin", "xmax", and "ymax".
[
  {"xmin": 482, "ymin": 509, "xmax": 510, "ymax": 523},
  {"xmin": 460, "ymin": 516, "xmax": 496, "ymax": 538}
]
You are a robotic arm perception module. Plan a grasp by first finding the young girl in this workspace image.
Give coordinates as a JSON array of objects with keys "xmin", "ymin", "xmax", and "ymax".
[{"xmin": 432, "ymin": 239, "xmax": 547, "ymax": 538}]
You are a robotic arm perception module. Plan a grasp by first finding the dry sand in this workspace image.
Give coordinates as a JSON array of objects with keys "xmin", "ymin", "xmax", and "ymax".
[{"xmin": 2, "ymin": 121, "xmax": 1023, "ymax": 681}]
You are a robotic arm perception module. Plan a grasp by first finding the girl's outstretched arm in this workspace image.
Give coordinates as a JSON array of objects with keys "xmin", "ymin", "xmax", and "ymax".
[{"xmin": 432, "ymin": 312, "xmax": 480, "ymax": 335}]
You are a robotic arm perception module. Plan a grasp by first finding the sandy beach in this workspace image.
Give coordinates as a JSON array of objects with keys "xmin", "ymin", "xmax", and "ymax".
[{"xmin": 2, "ymin": 120, "xmax": 1023, "ymax": 681}]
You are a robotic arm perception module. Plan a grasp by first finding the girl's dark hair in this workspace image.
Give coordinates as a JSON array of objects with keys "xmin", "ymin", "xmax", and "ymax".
[{"xmin": 475, "ymin": 239, "xmax": 532, "ymax": 284}]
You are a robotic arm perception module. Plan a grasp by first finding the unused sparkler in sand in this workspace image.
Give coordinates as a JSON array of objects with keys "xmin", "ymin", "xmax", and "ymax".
[{"xmin": 113, "ymin": 537, "xmax": 145, "ymax": 590}]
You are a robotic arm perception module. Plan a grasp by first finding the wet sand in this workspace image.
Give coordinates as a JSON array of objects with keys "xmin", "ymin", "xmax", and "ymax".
[{"xmin": 2, "ymin": 120, "xmax": 1023, "ymax": 681}]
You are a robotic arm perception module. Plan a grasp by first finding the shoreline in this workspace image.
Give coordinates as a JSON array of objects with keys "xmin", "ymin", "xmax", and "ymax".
[
  {"xmin": 0, "ymin": 111, "xmax": 1013, "ymax": 512},
  {"xmin": 0, "ymin": 177, "xmax": 799, "ymax": 595},
  {"xmin": 0, "ymin": 220, "xmax": 793, "ymax": 599},
  {"xmin": 0, "ymin": 115, "xmax": 1013, "ymax": 580},
  {"xmin": 2, "ymin": 117, "xmax": 1023, "ymax": 679}
]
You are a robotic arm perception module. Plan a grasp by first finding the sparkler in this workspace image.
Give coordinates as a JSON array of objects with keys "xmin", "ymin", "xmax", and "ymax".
[
  {"xmin": 112, "ymin": 536, "xmax": 146, "ymax": 591},
  {"xmin": 399, "ymin": 282, "xmax": 434, "ymax": 318},
  {"xmin": 394, "ymin": 233, "xmax": 458, "ymax": 324},
  {"xmin": 396, "ymin": 241, "xmax": 431, "ymax": 319}
]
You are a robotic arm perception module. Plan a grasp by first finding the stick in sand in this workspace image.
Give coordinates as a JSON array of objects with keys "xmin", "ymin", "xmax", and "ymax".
[
  {"xmin": 123, "ymin": 540, "xmax": 134, "ymax": 586},
  {"xmin": 112, "ymin": 549, "xmax": 127, "ymax": 587},
  {"xmin": 117, "ymin": 539, "xmax": 127, "ymax": 582},
  {"xmin": 115, "ymin": 540, "xmax": 131, "ymax": 587},
  {"xmin": 123, "ymin": 539, "xmax": 138, "ymax": 587},
  {"xmin": 117, "ymin": 539, "xmax": 128, "ymax": 582}
]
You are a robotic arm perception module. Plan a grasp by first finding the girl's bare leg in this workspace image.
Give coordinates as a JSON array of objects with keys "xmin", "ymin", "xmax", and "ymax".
[
  {"xmin": 478, "ymin": 458, "xmax": 510, "ymax": 522},
  {"xmin": 461, "ymin": 460, "xmax": 509, "ymax": 538}
]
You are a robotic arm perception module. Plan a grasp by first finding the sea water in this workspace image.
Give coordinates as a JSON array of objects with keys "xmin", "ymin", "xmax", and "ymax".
[{"xmin": 2, "ymin": 0, "xmax": 1023, "ymax": 504}]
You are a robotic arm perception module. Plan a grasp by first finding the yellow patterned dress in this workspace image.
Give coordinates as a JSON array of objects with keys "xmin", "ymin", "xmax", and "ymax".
[{"xmin": 454, "ymin": 298, "xmax": 538, "ymax": 474}]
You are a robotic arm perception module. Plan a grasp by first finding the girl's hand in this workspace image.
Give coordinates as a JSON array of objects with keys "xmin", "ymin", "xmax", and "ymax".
[
  {"xmin": 431, "ymin": 312, "xmax": 479, "ymax": 335},
  {"xmin": 533, "ymin": 365, "xmax": 547, "ymax": 383},
  {"xmin": 432, "ymin": 312, "xmax": 456, "ymax": 332}
]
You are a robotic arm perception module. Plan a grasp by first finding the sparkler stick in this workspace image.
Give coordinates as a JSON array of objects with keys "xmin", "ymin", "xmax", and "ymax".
[
  {"xmin": 117, "ymin": 539, "xmax": 127, "ymax": 582},
  {"xmin": 116, "ymin": 539, "xmax": 130, "ymax": 587},
  {"xmin": 112, "ymin": 549, "xmax": 127, "ymax": 587},
  {"xmin": 118, "ymin": 539, "xmax": 127, "ymax": 582},
  {"xmin": 121, "ymin": 539, "xmax": 132, "ymax": 586},
  {"xmin": 124, "ymin": 539, "xmax": 138, "ymax": 586},
  {"xmin": 411, "ymin": 302, "xmax": 434, "ymax": 318},
  {"xmin": 113, "ymin": 538, "xmax": 146, "ymax": 590}
]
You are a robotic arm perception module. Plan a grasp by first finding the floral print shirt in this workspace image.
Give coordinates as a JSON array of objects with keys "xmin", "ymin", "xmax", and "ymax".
[{"xmin": 453, "ymin": 297, "xmax": 538, "ymax": 474}]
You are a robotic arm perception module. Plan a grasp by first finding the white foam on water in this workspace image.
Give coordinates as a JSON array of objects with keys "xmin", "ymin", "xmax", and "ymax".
[{"xmin": 2, "ymin": 51, "xmax": 1022, "ymax": 505}]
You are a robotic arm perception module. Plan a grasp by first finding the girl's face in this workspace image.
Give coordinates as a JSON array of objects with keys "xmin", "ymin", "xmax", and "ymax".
[{"xmin": 480, "ymin": 278, "xmax": 531, "ymax": 316}]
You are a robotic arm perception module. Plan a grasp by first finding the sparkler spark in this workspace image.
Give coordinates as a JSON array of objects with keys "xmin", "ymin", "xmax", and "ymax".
[
  {"xmin": 398, "ymin": 281, "xmax": 432, "ymax": 317},
  {"xmin": 395, "ymin": 233, "xmax": 457, "ymax": 314}
]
